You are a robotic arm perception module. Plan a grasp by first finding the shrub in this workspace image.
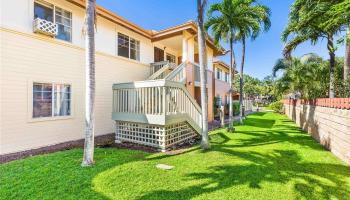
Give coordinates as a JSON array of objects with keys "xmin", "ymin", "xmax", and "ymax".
[
  {"xmin": 233, "ymin": 102, "xmax": 240, "ymax": 116},
  {"xmin": 269, "ymin": 101, "xmax": 283, "ymax": 113}
]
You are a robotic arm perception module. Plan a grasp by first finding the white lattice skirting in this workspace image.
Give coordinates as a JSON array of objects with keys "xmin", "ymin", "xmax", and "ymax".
[{"xmin": 115, "ymin": 121, "xmax": 197, "ymax": 150}]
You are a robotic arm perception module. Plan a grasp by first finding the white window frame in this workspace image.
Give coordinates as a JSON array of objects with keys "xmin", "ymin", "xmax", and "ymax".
[
  {"xmin": 117, "ymin": 32, "xmax": 140, "ymax": 61},
  {"xmin": 34, "ymin": 0, "xmax": 72, "ymax": 42},
  {"xmin": 28, "ymin": 80, "xmax": 74, "ymax": 122},
  {"xmin": 225, "ymin": 72, "xmax": 229, "ymax": 82},
  {"xmin": 216, "ymin": 68, "xmax": 222, "ymax": 80}
]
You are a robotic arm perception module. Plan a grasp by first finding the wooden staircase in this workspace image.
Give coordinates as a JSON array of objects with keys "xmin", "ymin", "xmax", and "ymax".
[{"xmin": 112, "ymin": 61, "xmax": 202, "ymax": 151}]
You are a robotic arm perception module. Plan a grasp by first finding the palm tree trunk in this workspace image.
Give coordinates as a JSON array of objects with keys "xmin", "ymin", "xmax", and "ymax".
[
  {"xmin": 345, "ymin": 28, "xmax": 350, "ymax": 80},
  {"xmin": 197, "ymin": 0, "xmax": 210, "ymax": 150},
  {"xmin": 228, "ymin": 36, "xmax": 234, "ymax": 131},
  {"xmin": 327, "ymin": 35, "xmax": 335, "ymax": 98},
  {"xmin": 82, "ymin": 0, "xmax": 96, "ymax": 166},
  {"xmin": 239, "ymin": 37, "xmax": 246, "ymax": 123}
]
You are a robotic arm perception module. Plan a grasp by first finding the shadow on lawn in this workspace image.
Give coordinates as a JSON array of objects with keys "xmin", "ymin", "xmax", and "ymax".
[
  {"xmin": 138, "ymin": 113, "xmax": 350, "ymax": 200},
  {"xmin": 0, "ymin": 149, "xmax": 148, "ymax": 200},
  {"xmin": 138, "ymin": 148, "xmax": 350, "ymax": 200},
  {"xmin": 2, "ymin": 113, "xmax": 349, "ymax": 200}
]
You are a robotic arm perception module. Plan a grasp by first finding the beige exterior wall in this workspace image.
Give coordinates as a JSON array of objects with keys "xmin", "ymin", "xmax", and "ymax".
[
  {"xmin": 213, "ymin": 63, "xmax": 230, "ymax": 104},
  {"xmin": 0, "ymin": 28, "xmax": 149, "ymax": 155},
  {"xmin": 1, "ymin": 0, "xmax": 155, "ymax": 64},
  {"xmin": 0, "ymin": 0, "xmax": 221, "ymax": 154},
  {"xmin": 284, "ymin": 104, "xmax": 350, "ymax": 165}
]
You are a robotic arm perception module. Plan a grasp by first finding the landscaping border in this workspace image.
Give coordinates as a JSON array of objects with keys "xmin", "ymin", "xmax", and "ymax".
[{"xmin": 0, "ymin": 133, "xmax": 115, "ymax": 164}]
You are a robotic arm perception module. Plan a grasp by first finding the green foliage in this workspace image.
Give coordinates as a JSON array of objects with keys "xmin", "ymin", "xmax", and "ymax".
[
  {"xmin": 213, "ymin": 96, "xmax": 220, "ymax": 116},
  {"xmin": 282, "ymin": 0, "xmax": 344, "ymax": 57},
  {"xmin": 205, "ymin": 0, "xmax": 271, "ymax": 45},
  {"xmin": 269, "ymin": 101, "xmax": 284, "ymax": 113},
  {"xmin": 2, "ymin": 113, "xmax": 350, "ymax": 200},
  {"xmin": 233, "ymin": 101, "xmax": 240, "ymax": 116},
  {"xmin": 273, "ymin": 54, "xmax": 349, "ymax": 98}
]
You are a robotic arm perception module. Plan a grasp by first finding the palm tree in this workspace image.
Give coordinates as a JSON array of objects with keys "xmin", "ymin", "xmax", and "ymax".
[
  {"xmin": 206, "ymin": 0, "xmax": 270, "ymax": 125},
  {"xmin": 233, "ymin": 0, "xmax": 271, "ymax": 123},
  {"xmin": 205, "ymin": 0, "xmax": 240, "ymax": 132},
  {"xmin": 282, "ymin": 0, "xmax": 342, "ymax": 98},
  {"xmin": 272, "ymin": 53, "xmax": 321, "ymax": 77},
  {"xmin": 197, "ymin": 0, "xmax": 210, "ymax": 150},
  {"xmin": 272, "ymin": 54, "xmax": 328, "ymax": 99},
  {"xmin": 322, "ymin": 0, "xmax": 350, "ymax": 80},
  {"xmin": 82, "ymin": 0, "xmax": 96, "ymax": 166}
]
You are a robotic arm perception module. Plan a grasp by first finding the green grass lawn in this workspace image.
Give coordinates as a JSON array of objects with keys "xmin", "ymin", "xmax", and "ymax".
[{"xmin": 1, "ymin": 112, "xmax": 350, "ymax": 200}]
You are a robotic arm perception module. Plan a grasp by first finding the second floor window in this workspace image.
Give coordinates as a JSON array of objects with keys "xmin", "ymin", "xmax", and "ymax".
[
  {"xmin": 118, "ymin": 33, "xmax": 140, "ymax": 61},
  {"xmin": 225, "ymin": 72, "xmax": 229, "ymax": 82},
  {"xmin": 34, "ymin": 1, "xmax": 72, "ymax": 42},
  {"xmin": 166, "ymin": 53, "xmax": 176, "ymax": 64},
  {"xmin": 216, "ymin": 68, "xmax": 222, "ymax": 80}
]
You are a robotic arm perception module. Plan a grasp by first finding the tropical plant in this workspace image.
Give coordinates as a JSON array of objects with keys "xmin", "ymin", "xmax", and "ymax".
[
  {"xmin": 205, "ymin": 0, "xmax": 238, "ymax": 131},
  {"xmin": 82, "ymin": 0, "xmax": 96, "ymax": 166},
  {"xmin": 269, "ymin": 101, "xmax": 283, "ymax": 113},
  {"xmin": 197, "ymin": 0, "xmax": 210, "ymax": 150},
  {"xmin": 234, "ymin": 74, "xmax": 262, "ymax": 99},
  {"xmin": 272, "ymin": 54, "xmax": 350, "ymax": 99},
  {"xmin": 282, "ymin": 0, "xmax": 345, "ymax": 98},
  {"xmin": 206, "ymin": 0, "xmax": 271, "ymax": 125},
  {"xmin": 230, "ymin": 0, "xmax": 271, "ymax": 123},
  {"xmin": 322, "ymin": 0, "xmax": 350, "ymax": 80}
]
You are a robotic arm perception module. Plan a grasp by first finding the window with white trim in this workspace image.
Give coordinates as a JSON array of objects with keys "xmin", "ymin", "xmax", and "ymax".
[
  {"xmin": 225, "ymin": 72, "xmax": 229, "ymax": 82},
  {"xmin": 34, "ymin": 1, "xmax": 72, "ymax": 42},
  {"xmin": 118, "ymin": 33, "xmax": 140, "ymax": 61},
  {"xmin": 216, "ymin": 68, "xmax": 222, "ymax": 80},
  {"xmin": 33, "ymin": 83, "xmax": 71, "ymax": 118}
]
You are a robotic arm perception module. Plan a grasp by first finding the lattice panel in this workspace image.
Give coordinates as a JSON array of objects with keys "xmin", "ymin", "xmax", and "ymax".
[
  {"xmin": 116, "ymin": 122, "xmax": 165, "ymax": 148},
  {"xmin": 164, "ymin": 122, "xmax": 197, "ymax": 148},
  {"xmin": 33, "ymin": 18, "xmax": 58, "ymax": 36},
  {"xmin": 115, "ymin": 121, "xmax": 197, "ymax": 150}
]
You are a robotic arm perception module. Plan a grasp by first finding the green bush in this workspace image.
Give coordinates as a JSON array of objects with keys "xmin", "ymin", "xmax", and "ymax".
[
  {"xmin": 269, "ymin": 101, "xmax": 284, "ymax": 113},
  {"xmin": 233, "ymin": 102, "xmax": 240, "ymax": 116}
]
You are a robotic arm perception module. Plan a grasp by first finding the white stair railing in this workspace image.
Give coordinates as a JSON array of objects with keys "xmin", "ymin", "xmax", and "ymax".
[
  {"xmin": 150, "ymin": 61, "xmax": 169, "ymax": 75},
  {"xmin": 164, "ymin": 62, "xmax": 187, "ymax": 83},
  {"xmin": 112, "ymin": 80, "xmax": 202, "ymax": 133}
]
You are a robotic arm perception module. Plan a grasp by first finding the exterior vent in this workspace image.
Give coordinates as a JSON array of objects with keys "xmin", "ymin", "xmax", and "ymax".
[{"xmin": 33, "ymin": 18, "xmax": 57, "ymax": 36}]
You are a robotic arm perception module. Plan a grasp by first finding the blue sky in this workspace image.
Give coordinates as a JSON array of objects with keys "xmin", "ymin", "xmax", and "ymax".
[{"xmin": 97, "ymin": 0, "xmax": 345, "ymax": 79}]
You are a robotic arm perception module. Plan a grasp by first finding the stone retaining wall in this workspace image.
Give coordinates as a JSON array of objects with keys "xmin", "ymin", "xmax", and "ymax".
[{"xmin": 283, "ymin": 99, "xmax": 350, "ymax": 165}]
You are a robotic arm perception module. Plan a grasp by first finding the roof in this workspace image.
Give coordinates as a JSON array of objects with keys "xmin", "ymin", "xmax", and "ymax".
[
  {"xmin": 152, "ymin": 21, "xmax": 226, "ymax": 56},
  {"xmin": 213, "ymin": 60, "xmax": 238, "ymax": 73},
  {"xmin": 67, "ymin": 0, "xmax": 226, "ymax": 56}
]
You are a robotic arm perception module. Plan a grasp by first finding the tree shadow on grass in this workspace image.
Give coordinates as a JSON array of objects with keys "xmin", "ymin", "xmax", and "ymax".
[
  {"xmin": 0, "ymin": 148, "xmax": 149, "ymax": 200},
  {"xmin": 138, "ymin": 148, "xmax": 350, "ymax": 200},
  {"xmin": 138, "ymin": 113, "xmax": 350, "ymax": 200}
]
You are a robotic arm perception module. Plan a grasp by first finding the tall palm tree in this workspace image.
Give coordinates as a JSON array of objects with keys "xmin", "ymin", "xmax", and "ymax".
[
  {"xmin": 205, "ymin": 0, "xmax": 240, "ymax": 132},
  {"xmin": 282, "ymin": 0, "xmax": 342, "ymax": 98},
  {"xmin": 82, "ymin": 0, "xmax": 96, "ymax": 166},
  {"xmin": 322, "ymin": 0, "xmax": 350, "ymax": 80},
  {"xmin": 197, "ymin": 0, "xmax": 210, "ymax": 150},
  {"xmin": 233, "ymin": 0, "xmax": 271, "ymax": 123}
]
